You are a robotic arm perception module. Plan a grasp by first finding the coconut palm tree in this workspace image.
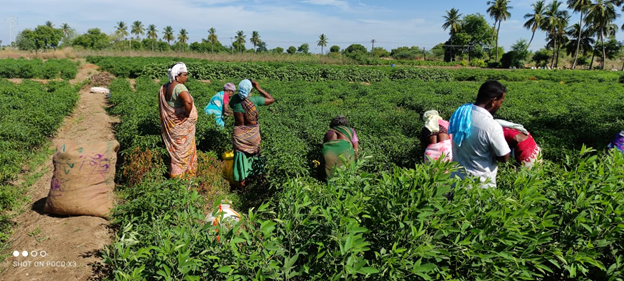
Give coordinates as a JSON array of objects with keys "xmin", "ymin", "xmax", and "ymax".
[
  {"xmin": 250, "ymin": 31, "xmax": 261, "ymax": 52},
  {"xmin": 524, "ymin": 1, "xmax": 546, "ymax": 50},
  {"xmin": 60, "ymin": 23, "xmax": 71, "ymax": 43},
  {"xmin": 115, "ymin": 21, "xmax": 129, "ymax": 48},
  {"xmin": 442, "ymin": 8, "xmax": 462, "ymax": 60},
  {"xmin": 147, "ymin": 24, "xmax": 158, "ymax": 51},
  {"xmin": 568, "ymin": 0, "xmax": 592, "ymax": 69},
  {"xmin": 45, "ymin": 21, "xmax": 54, "ymax": 28},
  {"xmin": 235, "ymin": 30, "xmax": 246, "ymax": 53},
  {"xmin": 317, "ymin": 33, "xmax": 328, "ymax": 54},
  {"xmin": 163, "ymin": 26, "xmax": 174, "ymax": 45},
  {"xmin": 208, "ymin": 27, "xmax": 218, "ymax": 53},
  {"xmin": 542, "ymin": 1, "xmax": 569, "ymax": 68},
  {"xmin": 178, "ymin": 29, "xmax": 189, "ymax": 51},
  {"xmin": 130, "ymin": 21, "xmax": 144, "ymax": 49},
  {"xmin": 487, "ymin": 0, "xmax": 512, "ymax": 61},
  {"xmin": 131, "ymin": 21, "xmax": 144, "ymax": 40},
  {"xmin": 585, "ymin": 0, "xmax": 620, "ymax": 69},
  {"xmin": 566, "ymin": 22, "xmax": 595, "ymax": 60}
]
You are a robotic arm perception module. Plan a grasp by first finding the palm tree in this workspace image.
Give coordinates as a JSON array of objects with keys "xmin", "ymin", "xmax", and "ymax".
[
  {"xmin": 542, "ymin": 1, "xmax": 568, "ymax": 68},
  {"xmin": 147, "ymin": 24, "xmax": 158, "ymax": 51},
  {"xmin": 568, "ymin": 0, "xmax": 592, "ymax": 69},
  {"xmin": 130, "ymin": 21, "xmax": 144, "ymax": 49},
  {"xmin": 250, "ymin": 31, "xmax": 261, "ymax": 52},
  {"xmin": 115, "ymin": 21, "xmax": 129, "ymax": 47},
  {"xmin": 163, "ymin": 26, "xmax": 174, "ymax": 45},
  {"xmin": 178, "ymin": 29, "xmax": 189, "ymax": 51},
  {"xmin": 585, "ymin": 0, "xmax": 620, "ymax": 69},
  {"xmin": 60, "ymin": 23, "xmax": 71, "ymax": 43},
  {"xmin": 566, "ymin": 23, "xmax": 595, "ymax": 60},
  {"xmin": 487, "ymin": 0, "xmax": 512, "ymax": 61},
  {"xmin": 208, "ymin": 27, "xmax": 218, "ymax": 53},
  {"xmin": 442, "ymin": 8, "xmax": 462, "ymax": 61},
  {"xmin": 235, "ymin": 30, "xmax": 246, "ymax": 53},
  {"xmin": 317, "ymin": 34, "xmax": 328, "ymax": 54},
  {"xmin": 45, "ymin": 21, "xmax": 54, "ymax": 28},
  {"xmin": 524, "ymin": 1, "xmax": 546, "ymax": 50}
]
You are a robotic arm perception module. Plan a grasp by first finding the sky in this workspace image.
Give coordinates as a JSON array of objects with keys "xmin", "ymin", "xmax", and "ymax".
[{"xmin": 2, "ymin": 0, "xmax": 624, "ymax": 53}]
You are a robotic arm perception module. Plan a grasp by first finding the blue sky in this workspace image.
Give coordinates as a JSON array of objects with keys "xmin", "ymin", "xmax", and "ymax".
[{"xmin": 2, "ymin": 0, "xmax": 624, "ymax": 53}]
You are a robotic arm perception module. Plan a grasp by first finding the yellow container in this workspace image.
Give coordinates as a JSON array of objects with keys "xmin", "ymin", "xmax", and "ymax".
[{"xmin": 222, "ymin": 151, "xmax": 235, "ymax": 184}]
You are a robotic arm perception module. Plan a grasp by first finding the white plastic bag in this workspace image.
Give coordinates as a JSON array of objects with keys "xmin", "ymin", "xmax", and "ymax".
[{"xmin": 90, "ymin": 87, "xmax": 110, "ymax": 94}]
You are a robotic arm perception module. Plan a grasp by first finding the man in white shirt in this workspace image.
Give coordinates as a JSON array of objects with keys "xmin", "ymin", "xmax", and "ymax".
[{"xmin": 449, "ymin": 80, "xmax": 511, "ymax": 188}]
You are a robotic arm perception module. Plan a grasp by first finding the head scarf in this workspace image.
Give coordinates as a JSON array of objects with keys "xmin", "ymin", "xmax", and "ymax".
[
  {"xmin": 495, "ymin": 119, "xmax": 529, "ymax": 135},
  {"xmin": 168, "ymin": 62, "xmax": 188, "ymax": 83},
  {"xmin": 238, "ymin": 79, "xmax": 252, "ymax": 99},
  {"xmin": 224, "ymin": 82, "xmax": 236, "ymax": 92},
  {"xmin": 423, "ymin": 110, "xmax": 442, "ymax": 133},
  {"xmin": 448, "ymin": 103, "xmax": 473, "ymax": 147}
]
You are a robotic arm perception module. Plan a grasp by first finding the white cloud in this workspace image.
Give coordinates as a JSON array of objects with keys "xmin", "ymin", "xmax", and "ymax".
[{"xmin": 301, "ymin": 0, "xmax": 349, "ymax": 10}]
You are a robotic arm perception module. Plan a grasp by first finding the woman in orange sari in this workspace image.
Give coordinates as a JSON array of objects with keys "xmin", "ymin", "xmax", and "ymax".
[{"xmin": 158, "ymin": 62, "xmax": 198, "ymax": 178}]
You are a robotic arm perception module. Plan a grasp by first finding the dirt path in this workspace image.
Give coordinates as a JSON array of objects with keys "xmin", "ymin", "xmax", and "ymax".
[{"xmin": 0, "ymin": 63, "xmax": 118, "ymax": 280}]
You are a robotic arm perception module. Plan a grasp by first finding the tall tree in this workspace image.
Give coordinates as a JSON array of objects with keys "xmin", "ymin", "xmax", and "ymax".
[
  {"xmin": 566, "ymin": 22, "xmax": 595, "ymax": 59},
  {"xmin": 131, "ymin": 21, "xmax": 145, "ymax": 49},
  {"xmin": 60, "ymin": 23, "xmax": 71, "ymax": 44},
  {"xmin": 208, "ymin": 27, "xmax": 218, "ymax": 53},
  {"xmin": 568, "ymin": 0, "xmax": 592, "ymax": 69},
  {"xmin": 543, "ymin": 1, "xmax": 569, "ymax": 68},
  {"xmin": 163, "ymin": 26, "xmax": 174, "ymax": 45},
  {"xmin": 115, "ymin": 21, "xmax": 129, "ymax": 45},
  {"xmin": 487, "ymin": 0, "xmax": 512, "ymax": 61},
  {"xmin": 524, "ymin": 1, "xmax": 546, "ymax": 50},
  {"xmin": 178, "ymin": 29, "xmax": 189, "ymax": 51},
  {"xmin": 147, "ymin": 24, "xmax": 158, "ymax": 52},
  {"xmin": 45, "ymin": 21, "xmax": 54, "ymax": 28},
  {"xmin": 317, "ymin": 33, "xmax": 328, "ymax": 54},
  {"xmin": 585, "ymin": 0, "xmax": 620, "ymax": 69},
  {"xmin": 442, "ymin": 8, "xmax": 463, "ymax": 61},
  {"xmin": 235, "ymin": 30, "xmax": 246, "ymax": 53},
  {"xmin": 250, "ymin": 31, "xmax": 261, "ymax": 52}
]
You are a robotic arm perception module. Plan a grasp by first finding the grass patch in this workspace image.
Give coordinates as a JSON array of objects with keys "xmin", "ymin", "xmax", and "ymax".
[{"xmin": 0, "ymin": 144, "xmax": 55, "ymax": 264}]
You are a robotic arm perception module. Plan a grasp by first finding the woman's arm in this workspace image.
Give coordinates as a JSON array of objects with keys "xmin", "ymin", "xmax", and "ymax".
[
  {"xmin": 223, "ymin": 103, "xmax": 232, "ymax": 116},
  {"xmin": 179, "ymin": 91, "xmax": 193, "ymax": 118},
  {"xmin": 251, "ymin": 80, "xmax": 275, "ymax": 105}
]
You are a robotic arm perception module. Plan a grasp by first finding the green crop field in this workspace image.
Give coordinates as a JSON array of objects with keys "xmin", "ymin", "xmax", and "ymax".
[
  {"xmin": 0, "ymin": 78, "xmax": 79, "ymax": 247},
  {"xmin": 100, "ymin": 57, "xmax": 624, "ymax": 280}
]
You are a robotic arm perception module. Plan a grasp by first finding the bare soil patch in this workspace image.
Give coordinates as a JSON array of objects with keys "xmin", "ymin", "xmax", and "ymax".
[{"xmin": 0, "ymin": 63, "xmax": 118, "ymax": 280}]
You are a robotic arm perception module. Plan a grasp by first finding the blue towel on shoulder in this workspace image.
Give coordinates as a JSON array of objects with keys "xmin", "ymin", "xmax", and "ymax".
[{"xmin": 448, "ymin": 103, "xmax": 473, "ymax": 147}]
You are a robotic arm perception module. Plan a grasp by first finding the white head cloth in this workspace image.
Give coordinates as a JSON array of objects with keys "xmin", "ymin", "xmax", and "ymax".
[
  {"xmin": 495, "ymin": 119, "xmax": 529, "ymax": 135},
  {"xmin": 423, "ymin": 110, "xmax": 442, "ymax": 133},
  {"xmin": 168, "ymin": 62, "xmax": 188, "ymax": 83}
]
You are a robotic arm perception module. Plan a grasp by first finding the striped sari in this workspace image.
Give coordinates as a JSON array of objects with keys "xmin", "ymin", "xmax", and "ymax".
[
  {"xmin": 322, "ymin": 126, "xmax": 356, "ymax": 179},
  {"xmin": 158, "ymin": 85, "xmax": 198, "ymax": 178}
]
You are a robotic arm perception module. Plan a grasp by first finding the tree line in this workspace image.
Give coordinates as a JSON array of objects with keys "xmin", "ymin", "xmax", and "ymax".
[
  {"xmin": 9, "ymin": 0, "xmax": 624, "ymax": 69},
  {"xmin": 443, "ymin": 0, "xmax": 624, "ymax": 69}
]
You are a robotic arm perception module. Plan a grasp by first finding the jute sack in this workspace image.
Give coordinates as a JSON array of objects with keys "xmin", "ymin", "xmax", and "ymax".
[{"xmin": 44, "ymin": 140, "xmax": 120, "ymax": 218}]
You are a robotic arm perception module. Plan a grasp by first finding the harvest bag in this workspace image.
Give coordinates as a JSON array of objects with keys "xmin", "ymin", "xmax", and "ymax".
[{"xmin": 44, "ymin": 140, "xmax": 119, "ymax": 218}]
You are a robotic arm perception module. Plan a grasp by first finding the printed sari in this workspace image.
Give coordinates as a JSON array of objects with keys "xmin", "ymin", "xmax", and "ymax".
[
  {"xmin": 204, "ymin": 91, "xmax": 228, "ymax": 128},
  {"xmin": 158, "ymin": 85, "xmax": 198, "ymax": 178},
  {"xmin": 322, "ymin": 125, "xmax": 356, "ymax": 179}
]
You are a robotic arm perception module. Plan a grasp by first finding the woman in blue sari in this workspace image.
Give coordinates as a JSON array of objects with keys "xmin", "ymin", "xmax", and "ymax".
[{"xmin": 204, "ymin": 83, "xmax": 236, "ymax": 128}]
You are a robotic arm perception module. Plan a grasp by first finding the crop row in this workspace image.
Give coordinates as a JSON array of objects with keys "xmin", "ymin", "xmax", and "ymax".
[
  {"xmin": 0, "ymin": 79, "xmax": 79, "ymax": 243},
  {"xmin": 87, "ymin": 56, "xmax": 624, "ymax": 84},
  {"xmin": 0, "ymin": 58, "xmax": 79, "ymax": 79}
]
